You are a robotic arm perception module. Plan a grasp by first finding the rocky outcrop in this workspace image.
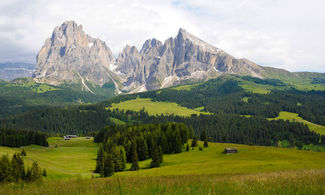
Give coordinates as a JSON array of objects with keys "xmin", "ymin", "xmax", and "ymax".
[
  {"xmin": 113, "ymin": 28, "xmax": 264, "ymax": 92},
  {"xmin": 33, "ymin": 21, "xmax": 118, "ymax": 93},
  {"xmin": 34, "ymin": 21, "xmax": 265, "ymax": 94}
]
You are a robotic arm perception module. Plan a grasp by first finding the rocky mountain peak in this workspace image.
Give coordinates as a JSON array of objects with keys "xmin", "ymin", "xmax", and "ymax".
[
  {"xmin": 33, "ymin": 21, "xmax": 117, "ymax": 93},
  {"xmin": 34, "ymin": 21, "xmax": 266, "ymax": 95}
]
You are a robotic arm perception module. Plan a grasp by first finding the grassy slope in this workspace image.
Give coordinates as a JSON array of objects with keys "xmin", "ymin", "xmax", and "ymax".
[
  {"xmin": 263, "ymin": 67, "xmax": 325, "ymax": 91},
  {"xmin": 1, "ymin": 170, "xmax": 324, "ymax": 194},
  {"xmin": 109, "ymin": 97, "xmax": 209, "ymax": 116},
  {"xmin": 1, "ymin": 139, "xmax": 325, "ymax": 180},
  {"xmin": 5, "ymin": 77, "xmax": 59, "ymax": 94},
  {"xmin": 0, "ymin": 137, "xmax": 98, "ymax": 180},
  {"xmin": 268, "ymin": 111, "xmax": 325, "ymax": 135}
]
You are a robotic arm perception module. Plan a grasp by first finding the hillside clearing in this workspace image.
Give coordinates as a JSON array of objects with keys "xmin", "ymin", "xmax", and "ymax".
[
  {"xmin": 109, "ymin": 98, "xmax": 209, "ymax": 116},
  {"xmin": 268, "ymin": 111, "xmax": 325, "ymax": 135}
]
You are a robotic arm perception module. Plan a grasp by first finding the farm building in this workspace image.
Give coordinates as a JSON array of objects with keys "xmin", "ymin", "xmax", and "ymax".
[
  {"xmin": 66, "ymin": 135, "xmax": 78, "ymax": 138},
  {"xmin": 224, "ymin": 147, "xmax": 237, "ymax": 153}
]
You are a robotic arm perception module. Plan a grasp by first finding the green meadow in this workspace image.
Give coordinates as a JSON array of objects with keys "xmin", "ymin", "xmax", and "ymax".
[
  {"xmin": 109, "ymin": 97, "xmax": 209, "ymax": 116},
  {"xmin": 1, "ymin": 138, "xmax": 325, "ymax": 180},
  {"xmin": 0, "ymin": 138, "xmax": 325, "ymax": 194},
  {"xmin": 0, "ymin": 137, "xmax": 99, "ymax": 180},
  {"xmin": 1, "ymin": 170, "xmax": 324, "ymax": 195},
  {"xmin": 269, "ymin": 111, "xmax": 325, "ymax": 135}
]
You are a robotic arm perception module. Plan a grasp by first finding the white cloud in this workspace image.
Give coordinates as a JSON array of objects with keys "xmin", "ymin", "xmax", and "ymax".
[{"xmin": 0, "ymin": 0, "xmax": 324, "ymax": 72}]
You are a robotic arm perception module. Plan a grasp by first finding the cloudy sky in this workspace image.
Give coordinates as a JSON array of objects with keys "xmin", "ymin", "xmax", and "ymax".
[{"xmin": 0, "ymin": 0, "xmax": 324, "ymax": 72}]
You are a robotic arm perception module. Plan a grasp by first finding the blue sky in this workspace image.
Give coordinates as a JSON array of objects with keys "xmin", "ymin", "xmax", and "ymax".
[{"xmin": 0, "ymin": 0, "xmax": 324, "ymax": 72}]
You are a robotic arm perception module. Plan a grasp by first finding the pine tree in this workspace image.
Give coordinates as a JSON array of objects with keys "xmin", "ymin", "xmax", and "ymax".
[
  {"xmin": 101, "ymin": 153, "xmax": 114, "ymax": 177},
  {"xmin": 119, "ymin": 146, "xmax": 126, "ymax": 171},
  {"xmin": 42, "ymin": 169, "xmax": 47, "ymax": 177},
  {"xmin": 25, "ymin": 167, "xmax": 31, "ymax": 181},
  {"xmin": 191, "ymin": 137, "xmax": 198, "ymax": 147},
  {"xmin": 30, "ymin": 161, "xmax": 42, "ymax": 181},
  {"xmin": 158, "ymin": 146, "xmax": 163, "ymax": 164},
  {"xmin": 11, "ymin": 156, "xmax": 20, "ymax": 182},
  {"xmin": 203, "ymin": 139, "xmax": 208, "ymax": 148},
  {"xmin": 150, "ymin": 147, "xmax": 160, "ymax": 168},
  {"xmin": 186, "ymin": 143, "xmax": 190, "ymax": 151},
  {"xmin": 130, "ymin": 142, "xmax": 139, "ymax": 171},
  {"xmin": 95, "ymin": 143, "xmax": 104, "ymax": 173},
  {"xmin": 200, "ymin": 130, "xmax": 207, "ymax": 141},
  {"xmin": 0, "ymin": 155, "xmax": 12, "ymax": 182},
  {"xmin": 21, "ymin": 149, "xmax": 26, "ymax": 156},
  {"xmin": 136, "ymin": 136, "xmax": 149, "ymax": 161}
]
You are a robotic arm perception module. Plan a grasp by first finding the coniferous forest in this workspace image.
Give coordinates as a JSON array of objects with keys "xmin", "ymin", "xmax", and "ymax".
[
  {"xmin": 0, "ymin": 128, "xmax": 49, "ymax": 147},
  {"xmin": 0, "ymin": 76, "xmax": 324, "ymax": 151},
  {"xmin": 0, "ymin": 153, "xmax": 44, "ymax": 182},
  {"xmin": 94, "ymin": 123, "xmax": 192, "ymax": 177}
]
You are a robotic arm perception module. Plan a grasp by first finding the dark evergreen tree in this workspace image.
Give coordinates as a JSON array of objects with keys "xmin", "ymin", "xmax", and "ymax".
[
  {"xmin": 0, "ymin": 155, "xmax": 12, "ymax": 182},
  {"xmin": 204, "ymin": 140, "xmax": 208, "ymax": 148},
  {"xmin": 191, "ymin": 137, "xmax": 198, "ymax": 147},
  {"xmin": 42, "ymin": 168, "xmax": 47, "ymax": 177},
  {"xmin": 158, "ymin": 146, "xmax": 163, "ymax": 164},
  {"xmin": 130, "ymin": 142, "xmax": 139, "ymax": 171},
  {"xmin": 200, "ymin": 130, "xmax": 207, "ymax": 141},
  {"xmin": 21, "ymin": 149, "xmax": 26, "ymax": 156},
  {"xmin": 30, "ymin": 161, "xmax": 42, "ymax": 181},
  {"xmin": 95, "ymin": 143, "xmax": 104, "ymax": 173},
  {"xmin": 101, "ymin": 154, "xmax": 114, "ymax": 177},
  {"xmin": 186, "ymin": 143, "xmax": 190, "ymax": 151},
  {"xmin": 150, "ymin": 147, "xmax": 160, "ymax": 168}
]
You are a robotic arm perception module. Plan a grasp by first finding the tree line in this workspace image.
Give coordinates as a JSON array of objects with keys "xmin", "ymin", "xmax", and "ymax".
[
  {"xmin": 0, "ymin": 153, "xmax": 45, "ymax": 183},
  {"xmin": 0, "ymin": 128, "xmax": 49, "ymax": 147},
  {"xmin": 94, "ymin": 123, "xmax": 192, "ymax": 177}
]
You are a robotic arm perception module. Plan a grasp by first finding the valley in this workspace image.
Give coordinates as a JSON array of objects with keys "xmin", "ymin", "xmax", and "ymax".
[
  {"xmin": 1, "ymin": 138, "xmax": 325, "ymax": 179},
  {"xmin": 0, "ymin": 137, "xmax": 324, "ymax": 194},
  {"xmin": 0, "ymin": 18, "xmax": 325, "ymax": 194}
]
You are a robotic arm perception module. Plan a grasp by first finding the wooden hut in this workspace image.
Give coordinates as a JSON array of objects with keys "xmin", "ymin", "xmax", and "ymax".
[{"xmin": 224, "ymin": 147, "xmax": 237, "ymax": 153}]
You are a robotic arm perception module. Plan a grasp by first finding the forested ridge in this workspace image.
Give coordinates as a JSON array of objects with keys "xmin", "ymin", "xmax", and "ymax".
[
  {"xmin": 101, "ymin": 76, "xmax": 325, "ymax": 125},
  {"xmin": 94, "ymin": 123, "xmax": 192, "ymax": 177},
  {"xmin": 0, "ymin": 128, "xmax": 48, "ymax": 147},
  {"xmin": 1, "ymin": 76, "xmax": 325, "ymax": 149},
  {"xmin": 0, "ymin": 79, "xmax": 115, "ymax": 118}
]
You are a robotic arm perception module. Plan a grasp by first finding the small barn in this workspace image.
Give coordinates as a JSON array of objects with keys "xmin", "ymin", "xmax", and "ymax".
[
  {"xmin": 66, "ymin": 135, "xmax": 78, "ymax": 138},
  {"xmin": 224, "ymin": 147, "xmax": 237, "ymax": 153}
]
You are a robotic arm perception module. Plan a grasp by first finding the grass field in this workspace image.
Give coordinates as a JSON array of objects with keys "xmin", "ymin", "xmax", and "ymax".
[
  {"xmin": 1, "ymin": 138, "xmax": 325, "ymax": 180},
  {"xmin": 269, "ymin": 111, "xmax": 325, "ymax": 135},
  {"xmin": 109, "ymin": 97, "xmax": 209, "ymax": 116},
  {"xmin": 0, "ymin": 138, "xmax": 325, "ymax": 194},
  {"xmin": 0, "ymin": 169, "xmax": 324, "ymax": 194},
  {"xmin": 0, "ymin": 137, "xmax": 99, "ymax": 180}
]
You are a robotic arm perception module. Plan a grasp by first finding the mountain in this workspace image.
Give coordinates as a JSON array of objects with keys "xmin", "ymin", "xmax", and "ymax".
[
  {"xmin": 114, "ymin": 28, "xmax": 264, "ymax": 92},
  {"xmin": 33, "ymin": 21, "xmax": 120, "ymax": 94},
  {"xmin": 33, "ymin": 21, "xmax": 325, "ymax": 94},
  {"xmin": 0, "ymin": 62, "xmax": 35, "ymax": 81}
]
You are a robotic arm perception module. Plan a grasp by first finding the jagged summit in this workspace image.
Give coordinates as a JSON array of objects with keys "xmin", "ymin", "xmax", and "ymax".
[
  {"xmin": 33, "ymin": 21, "xmax": 118, "ymax": 93},
  {"xmin": 34, "ymin": 21, "xmax": 265, "ymax": 94}
]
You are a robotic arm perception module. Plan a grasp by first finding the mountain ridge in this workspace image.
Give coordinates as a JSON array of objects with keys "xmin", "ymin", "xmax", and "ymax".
[{"xmin": 32, "ymin": 21, "xmax": 324, "ymax": 95}]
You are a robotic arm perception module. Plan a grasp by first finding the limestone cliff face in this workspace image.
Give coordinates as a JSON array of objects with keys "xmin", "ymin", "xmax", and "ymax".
[
  {"xmin": 33, "ymin": 21, "xmax": 117, "ymax": 92},
  {"xmin": 34, "ymin": 21, "xmax": 265, "ymax": 94},
  {"xmin": 114, "ymin": 28, "xmax": 263, "ymax": 92}
]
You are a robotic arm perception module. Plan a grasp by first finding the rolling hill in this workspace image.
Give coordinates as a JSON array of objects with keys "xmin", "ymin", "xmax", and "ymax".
[{"xmin": 0, "ymin": 138, "xmax": 324, "ymax": 194}]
